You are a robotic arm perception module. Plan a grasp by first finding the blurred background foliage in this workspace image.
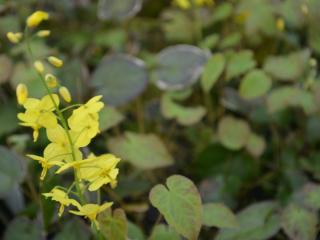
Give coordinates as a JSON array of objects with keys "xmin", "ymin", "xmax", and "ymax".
[{"xmin": 1, "ymin": 0, "xmax": 320, "ymax": 239}]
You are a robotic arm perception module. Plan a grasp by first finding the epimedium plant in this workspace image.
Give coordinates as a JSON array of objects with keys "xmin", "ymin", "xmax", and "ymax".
[
  {"xmin": 2, "ymin": 0, "xmax": 320, "ymax": 239},
  {"xmin": 8, "ymin": 10, "xmax": 120, "ymax": 238}
]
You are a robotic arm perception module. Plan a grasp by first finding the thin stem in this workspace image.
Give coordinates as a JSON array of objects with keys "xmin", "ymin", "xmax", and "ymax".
[
  {"xmin": 60, "ymin": 104, "xmax": 83, "ymax": 113},
  {"xmin": 24, "ymin": 27, "xmax": 85, "ymax": 204}
]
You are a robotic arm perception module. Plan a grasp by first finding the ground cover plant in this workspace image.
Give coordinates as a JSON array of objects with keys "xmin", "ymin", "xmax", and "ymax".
[{"xmin": 1, "ymin": 0, "xmax": 320, "ymax": 239}]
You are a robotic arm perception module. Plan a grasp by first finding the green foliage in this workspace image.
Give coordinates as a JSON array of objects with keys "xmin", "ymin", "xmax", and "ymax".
[
  {"xmin": 2, "ymin": 0, "xmax": 320, "ymax": 239},
  {"xmin": 108, "ymin": 132, "xmax": 173, "ymax": 169},
  {"xmin": 149, "ymin": 175, "xmax": 202, "ymax": 240}
]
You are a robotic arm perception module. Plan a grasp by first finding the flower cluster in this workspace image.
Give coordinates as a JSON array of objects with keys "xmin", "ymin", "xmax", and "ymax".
[
  {"xmin": 9, "ymin": 10, "xmax": 120, "ymax": 229},
  {"xmin": 173, "ymin": 0, "xmax": 214, "ymax": 9}
]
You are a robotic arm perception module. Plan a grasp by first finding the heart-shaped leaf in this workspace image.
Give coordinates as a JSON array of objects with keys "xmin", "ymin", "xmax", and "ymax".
[
  {"xmin": 154, "ymin": 45, "xmax": 209, "ymax": 90},
  {"xmin": 245, "ymin": 133, "xmax": 266, "ymax": 157},
  {"xmin": 226, "ymin": 50, "xmax": 256, "ymax": 80},
  {"xmin": 4, "ymin": 217, "xmax": 42, "ymax": 240},
  {"xmin": 91, "ymin": 54, "xmax": 148, "ymax": 106},
  {"xmin": 108, "ymin": 132, "xmax": 174, "ymax": 169},
  {"xmin": 149, "ymin": 175, "xmax": 202, "ymax": 240}
]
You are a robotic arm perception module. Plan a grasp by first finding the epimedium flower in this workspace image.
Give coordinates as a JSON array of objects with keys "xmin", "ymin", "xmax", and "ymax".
[
  {"xmin": 43, "ymin": 188, "xmax": 80, "ymax": 216},
  {"xmin": 6, "ymin": 32, "xmax": 23, "ymax": 43},
  {"xmin": 46, "ymin": 124, "xmax": 83, "ymax": 163},
  {"xmin": 18, "ymin": 94, "xmax": 60, "ymax": 141},
  {"xmin": 16, "ymin": 84, "xmax": 28, "ymax": 105},
  {"xmin": 79, "ymin": 154, "xmax": 120, "ymax": 191},
  {"xmin": 69, "ymin": 202, "xmax": 113, "ymax": 228},
  {"xmin": 27, "ymin": 145, "xmax": 65, "ymax": 180},
  {"xmin": 67, "ymin": 96, "xmax": 104, "ymax": 146},
  {"xmin": 26, "ymin": 10, "xmax": 49, "ymax": 28}
]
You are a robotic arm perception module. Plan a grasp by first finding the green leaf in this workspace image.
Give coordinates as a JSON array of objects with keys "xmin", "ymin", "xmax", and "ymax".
[
  {"xmin": 218, "ymin": 116, "xmax": 251, "ymax": 150},
  {"xmin": 299, "ymin": 183, "xmax": 320, "ymax": 211},
  {"xmin": 149, "ymin": 175, "xmax": 202, "ymax": 240},
  {"xmin": 108, "ymin": 132, "xmax": 174, "ymax": 169},
  {"xmin": 4, "ymin": 217, "xmax": 42, "ymax": 240},
  {"xmin": 202, "ymin": 203, "xmax": 238, "ymax": 229},
  {"xmin": 99, "ymin": 106, "xmax": 124, "ymax": 131},
  {"xmin": 267, "ymin": 86, "xmax": 316, "ymax": 114},
  {"xmin": 216, "ymin": 201, "xmax": 280, "ymax": 240},
  {"xmin": 201, "ymin": 53, "xmax": 226, "ymax": 92},
  {"xmin": 210, "ymin": 3, "xmax": 233, "ymax": 23},
  {"xmin": 54, "ymin": 219, "xmax": 90, "ymax": 240},
  {"xmin": 0, "ymin": 101, "xmax": 19, "ymax": 137},
  {"xmin": 154, "ymin": 45, "xmax": 208, "ymax": 90},
  {"xmin": 199, "ymin": 34, "xmax": 220, "ymax": 49},
  {"xmin": 150, "ymin": 224, "xmax": 181, "ymax": 240},
  {"xmin": 128, "ymin": 221, "xmax": 145, "ymax": 240},
  {"xmin": 161, "ymin": 94, "xmax": 206, "ymax": 126},
  {"xmin": 245, "ymin": 133, "xmax": 266, "ymax": 157},
  {"xmin": 226, "ymin": 50, "xmax": 256, "ymax": 80},
  {"xmin": 281, "ymin": 203, "xmax": 317, "ymax": 240},
  {"xmin": 0, "ymin": 146, "xmax": 26, "ymax": 197},
  {"xmin": 239, "ymin": 69, "xmax": 272, "ymax": 100},
  {"xmin": 98, "ymin": 208, "xmax": 128, "ymax": 240},
  {"xmin": 263, "ymin": 50, "xmax": 310, "ymax": 81},
  {"xmin": 91, "ymin": 54, "xmax": 148, "ymax": 106},
  {"xmin": 218, "ymin": 32, "xmax": 242, "ymax": 50}
]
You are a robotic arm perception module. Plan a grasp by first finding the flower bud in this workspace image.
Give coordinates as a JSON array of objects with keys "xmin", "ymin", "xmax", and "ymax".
[
  {"xmin": 16, "ymin": 83, "xmax": 28, "ymax": 105},
  {"xmin": 59, "ymin": 86, "xmax": 71, "ymax": 103},
  {"xmin": 26, "ymin": 11, "xmax": 49, "ymax": 28},
  {"xmin": 48, "ymin": 56, "xmax": 63, "ymax": 68},
  {"xmin": 34, "ymin": 61, "xmax": 45, "ymax": 74},
  {"xmin": 37, "ymin": 30, "xmax": 50, "ymax": 37},
  {"xmin": 7, "ymin": 32, "xmax": 23, "ymax": 44},
  {"xmin": 45, "ymin": 74, "xmax": 58, "ymax": 88}
]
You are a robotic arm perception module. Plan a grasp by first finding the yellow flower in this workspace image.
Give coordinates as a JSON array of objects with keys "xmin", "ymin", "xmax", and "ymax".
[
  {"xmin": 18, "ymin": 94, "xmax": 59, "ymax": 141},
  {"xmin": 48, "ymin": 56, "xmax": 63, "ymax": 68},
  {"xmin": 37, "ymin": 30, "xmax": 51, "ymax": 37},
  {"xmin": 195, "ymin": 0, "xmax": 214, "ymax": 6},
  {"xmin": 67, "ymin": 96, "xmax": 104, "ymax": 147},
  {"xmin": 45, "ymin": 74, "xmax": 58, "ymax": 88},
  {"xmin": 46, "ymin": 124, "xmax": 83, "ymax": 163},
  {"xmin": 173, "ymin": 0, "xmax": 191, "ymax": 9},
  {"xmin": 276, "ymin": 18, "xmax": 285, "ymax": 31},
  {"xmin": 27, "ymin": 145, "xmax": 65, "ymax": 180},
  {"xmin": 34, "ymin": 61, "xmax": 45, "ymax": 74},
  {"xmin": 79, "ymin": 154, "xmax": 120, "ymax": 191},
  {"xmin": 55, "ymin": 157, "xmax": 95, "ymax": 175},
  {"xmin": 26, "ymin": 10, "xmax": 49, "ymax": 28},
  {"xmin": 7, "ymin": 32, "xmax": 23, "ymax": 44},
  {"xmin": 59, "ymin": 86, "xmax": 71, "ymax": 102},
  {"xmin": 43, "ymin": 188, "xmax": 80, "ymax": 216},
  {"xmin": 16, "ymin": 84, "xmax": 28, "ymax": 105},
  {"xmin": 69, "ymin": 202, "xmax": 113, "ymax": 228}
]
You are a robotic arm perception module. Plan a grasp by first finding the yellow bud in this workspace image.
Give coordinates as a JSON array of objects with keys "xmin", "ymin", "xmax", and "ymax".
[
  {"xmin": 276, "ymin": 18, "xmax": 285, "ymax": 31},
  {"xmin": 16, "ymin": 83, "xmax": 28, "ymax": 105},
  {"xmin": 45, "ymin": 74, "xmax": 58, "ymax": 88},
  {"xmin": 34, "ymin": 61, "xmax": 45, "ymax": 74},
  {"xmin": 301, "ymin": 4, "xmax": 309, "ymax": 15},
  {"xmin": 6, "ymin": 32, "xmax": 23, "ymax": 44},
  {"xmin": 59, "ymin": 86, "xmax": 71, "ymax": 103},
  {"xmin": 37, "ymin": 30, "xmax": 50, "ymax": 37},
  {"xmin": 26, "ymin": 10, "xmax": 49, "ymax": 28},
  {"xmin": 48, "ymin": 56, "xmax": 63, "ymax": 68}
]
